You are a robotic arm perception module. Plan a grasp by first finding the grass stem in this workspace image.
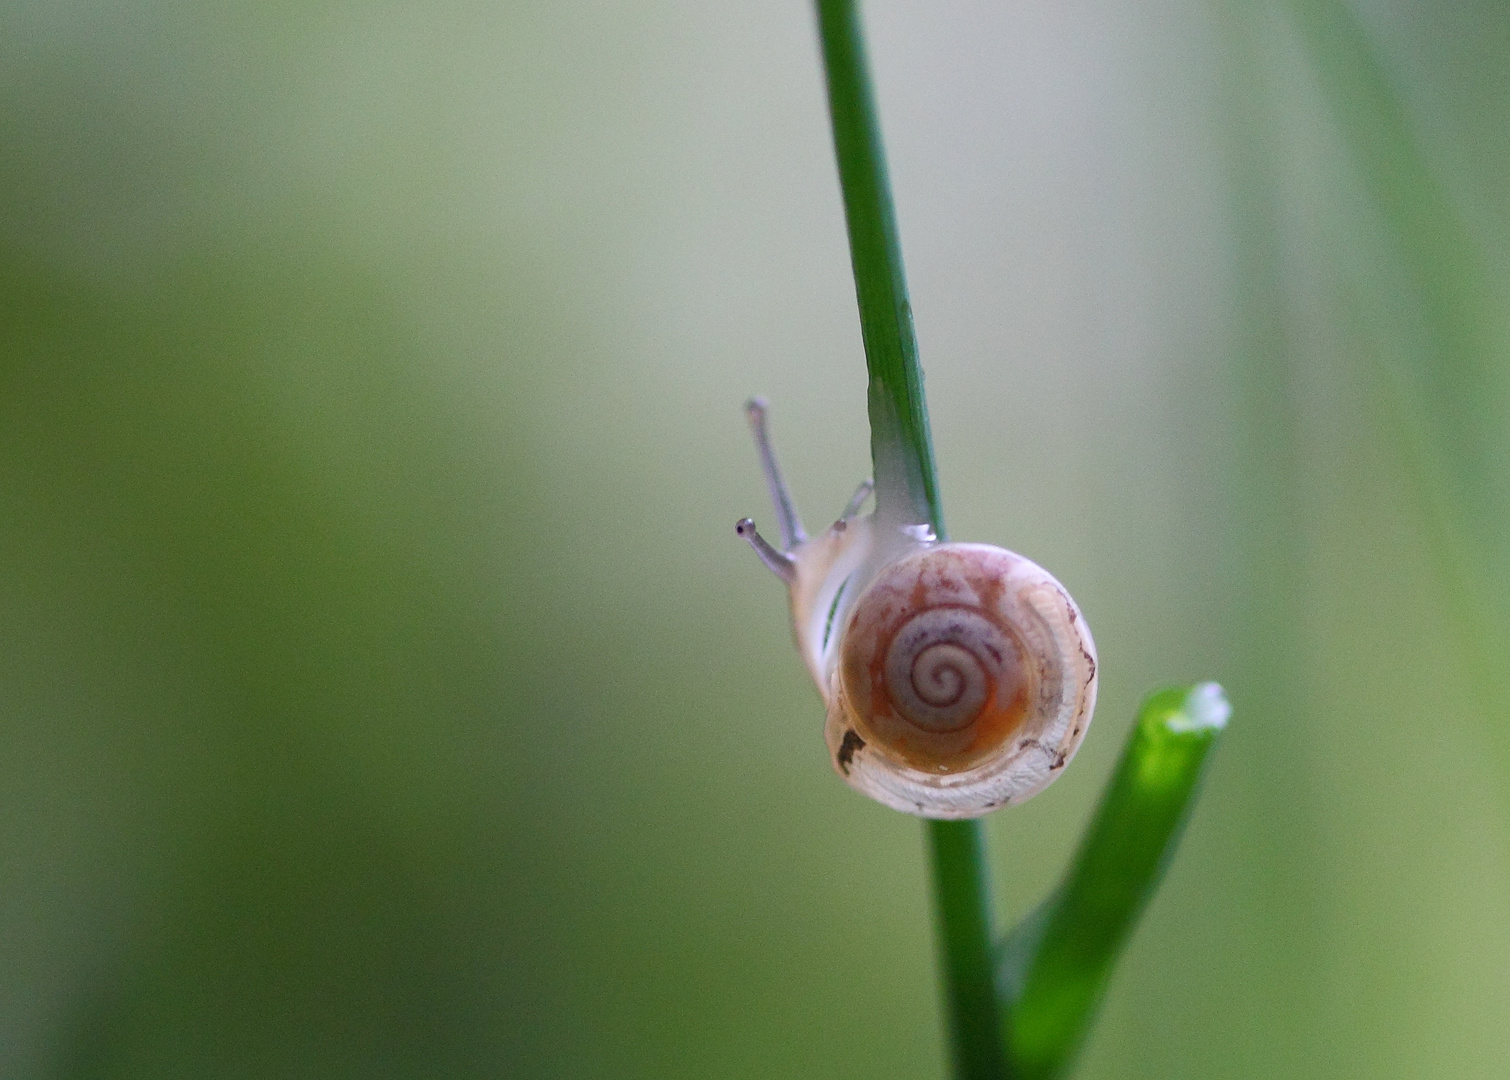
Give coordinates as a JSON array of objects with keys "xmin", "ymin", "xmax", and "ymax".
[{"xmin": 811, "ymin": 2, "xmax": 1004, "ymax": 1076}]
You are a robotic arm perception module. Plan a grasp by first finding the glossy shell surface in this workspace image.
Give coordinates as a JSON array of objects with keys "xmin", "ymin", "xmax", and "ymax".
[{"xmin": 821, "ymin": 543, "xmax": 1096, "ymax": 819}]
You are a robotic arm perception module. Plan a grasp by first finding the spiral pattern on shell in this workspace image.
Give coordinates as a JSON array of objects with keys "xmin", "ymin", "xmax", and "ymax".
[
  {"xmin": 883, "ymin": 609, "xmax": 1014, "ymax": 734},
  {"xmin": 822, "ymin": 542, "xmax": 1097, "ymax": 819}
]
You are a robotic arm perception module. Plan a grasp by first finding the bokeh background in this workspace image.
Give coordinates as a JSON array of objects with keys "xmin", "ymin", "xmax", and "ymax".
[{"xmin": 2, "ymin": 0, "xmax": 1508, "ymax": 1077}]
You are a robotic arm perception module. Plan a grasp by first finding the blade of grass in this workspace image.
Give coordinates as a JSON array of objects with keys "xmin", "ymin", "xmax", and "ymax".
[
  {"xmin": 811, "ymin": 7, "xmax": 1226, "ymax": 1077},
  {"xmin": 811, "ymin": 2, "xmax": 1005, "ymax": 1077},
  {"xmin": 997, "ymin": 684, "xmax": 1230, "ymax": 1079},
  {"xmin": 813, "ymin": 0, "xmax": 943, "ymax": 535},
  {"xmin": 929, "ymin": 818, "xmax": 1014, "ymax": 1080}
]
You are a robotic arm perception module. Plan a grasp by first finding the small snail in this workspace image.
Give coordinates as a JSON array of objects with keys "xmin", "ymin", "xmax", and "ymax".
[{"xmin": 736, "ymin": 399, "xmax": 1097, "ymax": 819}]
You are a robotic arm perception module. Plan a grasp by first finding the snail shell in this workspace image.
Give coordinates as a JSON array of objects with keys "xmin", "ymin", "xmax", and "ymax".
[
  {"xmin": 820, "ymin": 542, "xmax": 1096, "ymax": 819},
  {"xmin": 738, "ymin": 400, "xmax": 1097, "ymax": 819}
]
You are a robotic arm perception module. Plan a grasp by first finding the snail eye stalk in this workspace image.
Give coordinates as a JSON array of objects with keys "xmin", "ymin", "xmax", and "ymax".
[
  {"xmin": 743, "ymin": 397, "xmax": 806, "ymax": 551},
  {"xmin": 735, "ymin": 518, "xmax": 796, "ymax": 584}
]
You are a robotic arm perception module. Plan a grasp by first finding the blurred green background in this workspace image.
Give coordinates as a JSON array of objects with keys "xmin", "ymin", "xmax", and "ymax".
[{"xmin": 2, "ymin": 0, "xmax": 1508, "ymax": 1077}]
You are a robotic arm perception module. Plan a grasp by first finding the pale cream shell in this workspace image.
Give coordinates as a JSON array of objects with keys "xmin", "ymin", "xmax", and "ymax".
[{"xmin": 820, "ymin": 543, "xmax": 1097, "ymax": 819}]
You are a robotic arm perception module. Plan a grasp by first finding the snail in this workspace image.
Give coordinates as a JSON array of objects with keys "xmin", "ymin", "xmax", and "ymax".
[{"xmin": 736, "ymin": 398, "xmax": 1097, "ymax": 819}]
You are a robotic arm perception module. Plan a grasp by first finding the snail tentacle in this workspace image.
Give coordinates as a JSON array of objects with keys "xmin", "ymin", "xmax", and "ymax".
[
  {"xmin": 839, "ymin": 478, "xmax": 874, "ymax": 522},
  {"xmin": 736, "ymin": 518, "xmax": 797, "ymax": 583},
  {"xmin": 744, "ymin": 397, "xmax": 806, "ymax": 550}
]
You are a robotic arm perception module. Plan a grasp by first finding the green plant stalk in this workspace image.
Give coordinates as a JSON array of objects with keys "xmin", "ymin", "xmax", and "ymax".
[
  {"xmin": 928, "ymin": 817, "xmax": 1014, "ymax": 1080},
  {"xmin": 812, "ymin": 2, "xmax": 1002, "ymax": 1077},
  {"xmin": 813, "ymin": 0, "xmax": 944, "ymax": 536},
  {"xmin": 811, "ymin": 6, "xmax": 1228, "ymax": 1078},
  {"xmin": 997, "ymin": 685, "xmax": 1229, "ymax": 1079}
]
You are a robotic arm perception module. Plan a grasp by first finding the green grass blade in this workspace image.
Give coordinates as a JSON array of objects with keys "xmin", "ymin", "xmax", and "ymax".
[
  {"xmin": 813, "ymin": 0, "xmax": 943, "ymax": 533},
  {"xmin": 812, "ymin": 8, "xmax": 1226, "ymax": 1078},
  {"xmin": 929, "ymin": 820, "xmax": 1015, "ymax": 1080},
  {"xmin": 998, "ymin": 685, "xmax": 1230, "ymax": 1079},
  {"xmin": 811, "ymin": 3, "xmax": 1005, "ymax": 1077}
]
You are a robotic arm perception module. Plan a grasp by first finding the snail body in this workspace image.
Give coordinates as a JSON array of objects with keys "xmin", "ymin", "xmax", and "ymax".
[{"xmin": 737, "ymin": 400, "xmax": 1096, "ymax": 819}]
